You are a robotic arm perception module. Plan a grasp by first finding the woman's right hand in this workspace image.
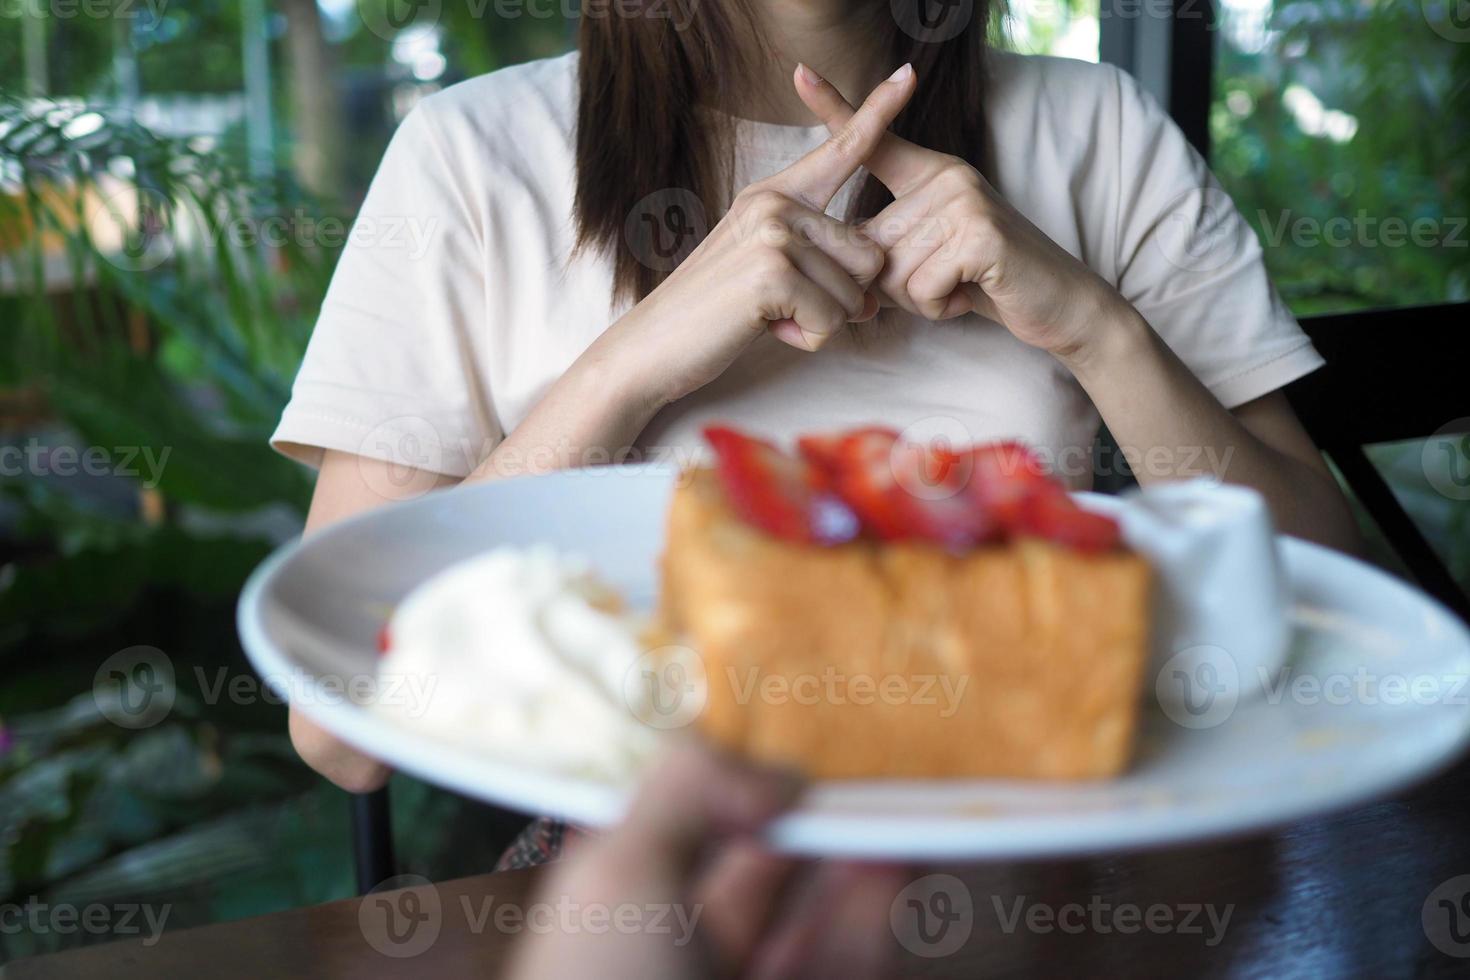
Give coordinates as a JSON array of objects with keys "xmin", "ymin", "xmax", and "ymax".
[{"xmin": 592, "ymin": 64, "xmax": 918, "ymax": 409}]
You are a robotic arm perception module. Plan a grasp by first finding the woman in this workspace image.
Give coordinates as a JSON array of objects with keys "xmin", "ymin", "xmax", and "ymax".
[{"xmin": 275, "ymin": 2, "xmax": 1359, "ymax": 812}]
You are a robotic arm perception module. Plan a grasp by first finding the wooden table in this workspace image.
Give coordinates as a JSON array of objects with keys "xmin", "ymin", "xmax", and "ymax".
[{"xmin": 11, "ymin": 755, "xmax": 1470, "ymax": 978}]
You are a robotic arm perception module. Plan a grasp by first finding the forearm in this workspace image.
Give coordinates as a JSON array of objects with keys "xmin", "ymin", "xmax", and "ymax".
[
  {"xmin": 287, "ymin": 321, "xmax": 661, "ymax": 792},
  {"xmin": 1060, "ymin": 305, "xmax": 1362, "ymax": 554},
  {"xmin": 464, "ymin": 326, "xmax": 663, "ymax": 484},
  {"xmin": 291, "ymin": 452, "xmax": 459, "ymax": 793}
]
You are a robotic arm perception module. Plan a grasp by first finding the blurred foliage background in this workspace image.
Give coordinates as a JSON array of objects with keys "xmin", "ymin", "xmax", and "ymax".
[
  {"xmin": 1213, "ymin": 0, "xmax": 1469, "ymax": 312},
  {"xmin": 0, "ymin": 0, "xmax": 1466, "ymax": 962}
]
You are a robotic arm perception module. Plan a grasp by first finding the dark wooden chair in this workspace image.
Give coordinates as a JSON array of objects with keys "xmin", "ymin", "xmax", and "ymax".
[
  {"xmin": 351, "ymin": 791, "xmax": 397, "ymax": 895},
  {"xmin": 349, "ymin": 301, "xmax": 1470, "ymax": 894},
  {"xmin": 1285, "ymin": 302, "xmax": 1470, "ymax": 623}
]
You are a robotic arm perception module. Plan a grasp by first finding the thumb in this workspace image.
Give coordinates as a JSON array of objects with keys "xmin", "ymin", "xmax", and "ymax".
[{"xmin": 611, "ymin": 742, "xmax": 805, "ymax": 881}]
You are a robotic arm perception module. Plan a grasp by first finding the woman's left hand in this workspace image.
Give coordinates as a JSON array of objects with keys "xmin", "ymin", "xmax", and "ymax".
[
  {"xmin": 794, "ymin": 63, "xmax": 1132, "ymax": 364},
  {"xmin": 792, "ymin": 65, "xmax": 1365, "ymax": 557}
]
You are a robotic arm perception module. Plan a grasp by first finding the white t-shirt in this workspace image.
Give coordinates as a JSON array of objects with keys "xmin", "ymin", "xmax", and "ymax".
[{"xmin": 271, "ymin": 50, "xmax": 1323, "ymax": 487}]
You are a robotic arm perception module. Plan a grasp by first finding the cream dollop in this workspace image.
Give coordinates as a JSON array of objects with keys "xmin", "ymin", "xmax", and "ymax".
[{"xmin": 375, "ymin": 545, "xmax": 660, "ymax": 780}]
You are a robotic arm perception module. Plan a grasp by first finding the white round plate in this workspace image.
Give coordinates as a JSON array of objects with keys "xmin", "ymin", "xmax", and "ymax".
[{"xmin": 238, "ymin": 465, "xmax": 1470, "ymax": 859}]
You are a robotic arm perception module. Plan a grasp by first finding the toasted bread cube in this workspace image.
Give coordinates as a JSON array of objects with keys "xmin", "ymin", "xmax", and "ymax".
[{"xmin": 660, "ymin": 468, "xmax": 1152, "ymax": 779}]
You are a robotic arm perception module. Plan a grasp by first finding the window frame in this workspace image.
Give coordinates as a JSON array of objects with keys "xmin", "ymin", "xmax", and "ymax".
[
  {"xmin": 1101, "ymin": 2, "xmax": 1470, "ymax": 615},
  {"xmin": 1098, "ymin": 0, "xmax": 1215, "ymax": 156}
]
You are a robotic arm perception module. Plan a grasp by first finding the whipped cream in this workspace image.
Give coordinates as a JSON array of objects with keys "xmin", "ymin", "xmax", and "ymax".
[{"xmin": 376, "ymin": 545, "xmax": 661, "ymax": 780}]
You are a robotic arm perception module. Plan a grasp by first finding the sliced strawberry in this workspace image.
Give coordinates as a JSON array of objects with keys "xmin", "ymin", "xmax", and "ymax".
[
  {"xmin": 704, "ymin": 426, "xmax": 857, "ymax": 544},
  {"xmin": 717, "ymin": 426, "xmax": 1118, "ymax": 553},
  {"xmin": 916, "ymin": 439, "xmax": 965, "ymax": 488},
  {"xmin": 800, "ymin": 429, "xmax": 997, "ymax": 547},
  {"xmin": 1017, "ymin": 489, "xmax": 1122, "ymax": 553},
  {"xmin": 802, "ymin": 428, "xmax": 910, "ymax": 540},
  {"xmin": 794, "ymin": 430, "xmax": 849, "ymax": 474},
  {"xmin": 886, "ymin": 437, "xmax": 999, "ymax": 547},
  {"xmin": 965, "ymin": 442, "xmax": 1053, "ymax": 530},
  {"xmin": 376, "ymin": 623, "xmax": 392, "ymax": 656}
]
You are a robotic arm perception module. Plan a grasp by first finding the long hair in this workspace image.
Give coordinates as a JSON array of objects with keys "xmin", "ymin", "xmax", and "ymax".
[{"xmin": 574, "ymin": 0, "xmax": 993, "ymax": 304}]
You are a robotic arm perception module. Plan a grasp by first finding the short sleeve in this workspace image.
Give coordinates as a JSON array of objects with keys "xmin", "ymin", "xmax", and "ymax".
[
  {"xmin": 270, "ymin": 103, "xmax": 499, "ymax": 477},
  {"xmin": 1110, "ymin": 69, "xmax": 1324, "ymax": 409}
]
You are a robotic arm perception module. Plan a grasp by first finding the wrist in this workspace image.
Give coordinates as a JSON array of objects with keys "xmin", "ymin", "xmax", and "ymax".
[
  {"xmin": 1053, "ymin": 298, "xmax": 1157, "ymax": 387},
  {"xmin": 464, "ymin": 328, "xmax": 663, "ymax": 484},
  {"xmin": 580, "ymin": 317, "xmax": 674, "ymax": 421}
]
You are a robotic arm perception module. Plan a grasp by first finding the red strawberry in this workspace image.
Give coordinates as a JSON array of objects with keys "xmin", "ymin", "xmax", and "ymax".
[
  {"xmin": 801, "ymin": 429, "xmax": 997, "ymax": 547},
  {"xmin": 1017, "ymin": 488, "xmax": 1122, "ymax": 553},
  {"xmin": 794, "ymin": 430, "xmax": 848, "ymax": 474},
  {"xmin": 717, "ymin": 426, "xmax": 1118, "ymax": 553},
  {"xmin": 704, "ymin": 426, "xmax": 857, "ymax": 544},
  {"xmin": 886, "ymin": 436, "xmax": 999, "ymax": 547},
  {"xmin": 801, "ymin": 428, "xmax": 909, "ymax": 540},
  {"xmin": 965, "ymin": 442, "xmax": 1053, "ymax": 530},
  {"xmin": 376, "ymin": 623, "xmax": 392, "ymax": 656}
]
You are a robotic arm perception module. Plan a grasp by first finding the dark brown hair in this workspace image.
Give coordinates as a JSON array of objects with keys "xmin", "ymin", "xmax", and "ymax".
[{"xmin": 574, "ymin": 0, "xmax": 994, "ymax": 303}]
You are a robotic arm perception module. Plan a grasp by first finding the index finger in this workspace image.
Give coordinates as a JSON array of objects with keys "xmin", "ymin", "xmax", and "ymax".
[
  {"xmin": 766, "ymin": 62, "xmax": 918, "ymax": 212},
  {"xmin": 793, "ymin": 62, "xmax": 940, "ymax": 198}
]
